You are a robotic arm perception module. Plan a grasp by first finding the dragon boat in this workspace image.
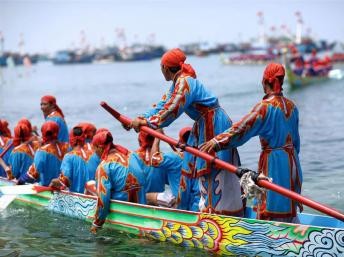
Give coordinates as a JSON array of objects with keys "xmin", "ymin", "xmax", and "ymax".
[{"xmin": 1, "ymin": 177, "xmax": 343, "ymax": 257}]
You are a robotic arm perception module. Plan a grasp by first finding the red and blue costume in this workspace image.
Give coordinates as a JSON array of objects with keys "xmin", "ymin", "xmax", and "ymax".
[
  {"xmin": 41, "ymin": 96, "xmax": 69, "ymax": 143},
  {"xmin": 212, "ymin": 63, "xmax": 303, "ymax": 220},
  {"xmin": 141, "ymin": 49, "xmax": 243, "ymax": 215},
  {"xmin": 58, "ymin": 128, "xmax": 92, "ymax": 193},
  {"xmin": 8, "ymin": 122, "xmax": 40, "ymax": 179},
  {"xmin": 18, "ymin": 121, "xmax": 68, "ymax": 186},
  {"xmin": 0, "ymin": 120, "xmax": 13, "ymax": 177},
  {"xmin": 92, "ymin": 132, "xmax": 146, "ymax": 228}
]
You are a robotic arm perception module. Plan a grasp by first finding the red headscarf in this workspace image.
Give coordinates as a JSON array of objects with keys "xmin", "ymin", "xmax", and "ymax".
[
  {"xmin": 262, "ymin": 63, "xmax": 285, "ymax": 94},
  {"xmin": 138, "ymin": 131, "xmax": 155, "ymax": 150},
  {"xmin": 41, "ymin": 121, "xmax": 59, "ymax": 144},
  {"xmin": 78, "ymin": 122, "xmax": 96, "ymax": 140},
  {"xmin": 13, "ymin": 123, "xmax": 31, "ymax": 146},
  {"xmin": 161, "ymin": 48, "xmax": 196, "ymax": 78},
  {"xmin": 96, "ymin": 128, "xmax": 109, "ymax": 135},
  {"xmin": 92, "ymin": 131, "xmax": 128, "ymax": 159},
  {"xmin": 69, "ymin": 126, "xmax": 85, "ymax": 147},
  {"xmin": 179, "ymin": 127, "xmax": 192, "ymax": 144},
  {"xmin": 18, "ymin": 118, "xmax": 32, "ymax": 132},
  {"xmin": 41, "ymin": 95, "xmax": 65, "ymax": 118},
  {"xmin": 0, "ymin": 119, "xmax": 11, "ymax": 138}
]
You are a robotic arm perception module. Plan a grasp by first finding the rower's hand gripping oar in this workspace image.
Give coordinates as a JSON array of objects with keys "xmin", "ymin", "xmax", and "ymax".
[{"xmin": 100, "ymin": 101, "xmax": 344, "ymax": 222}]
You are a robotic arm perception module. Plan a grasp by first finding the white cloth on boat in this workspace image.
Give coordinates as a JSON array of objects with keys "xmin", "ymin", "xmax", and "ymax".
[{"xmin": 157, "ymin": 187, "xmax": 175, "ymax": 208}]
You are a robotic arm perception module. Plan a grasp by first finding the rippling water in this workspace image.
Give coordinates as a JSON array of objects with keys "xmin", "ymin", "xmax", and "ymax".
[{"xmin": 0, "ymin": 55, "xmax": 343, "ymax": 256}]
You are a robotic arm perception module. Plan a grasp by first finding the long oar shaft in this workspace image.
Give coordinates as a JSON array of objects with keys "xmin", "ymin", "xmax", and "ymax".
[
  {"xmin": 100, "ymin": 101, "xmax": 344, "ymax": 222},
  {"xmin": 0, "ymin": 142, "xmax": 13, "ymax": 158}
]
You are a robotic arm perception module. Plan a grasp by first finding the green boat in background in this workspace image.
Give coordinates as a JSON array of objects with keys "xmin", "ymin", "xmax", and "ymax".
[
  {"xmin": 1, "ymin": 177, "xmax": 343, "ymax": 257},
  {"xmin": 286, "ymin": 66, "xmax": 330, "ymax": 90}
]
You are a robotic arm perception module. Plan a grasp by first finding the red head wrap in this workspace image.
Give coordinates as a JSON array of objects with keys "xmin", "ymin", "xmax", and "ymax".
[
  {"xmin": 41, "ymin": 121, "xmax": 59, "ymax": 144},
  {"xmin": 41, "ymin": 95, "xmax": 64, "ymax": 118},
  {"xmin": 69, "ymin": 126, "xmax": 85, "ymax": 147},
  {"xmin": 13, "ymin": 123, "xmax": 31, "ymax": 146},
  {"xmin": 18, "ymin": 118, "xmax": 32, "ymax": 132},
  {"xmin": 95, "ymin": 128, "xmax": 109, "ymax": 135},
  {"xmin": 161, "ymin": 48, "xmax": 196, "ymax": 78},
  {"xmin": 179, "ymin": 127, "xmax": 192, "ymax": 144},
  {"xmin": 92, "ymin": 131, "xmax": 114, "ymax": 160},
  {"xmin": 0, "ymin": 119, "xmax": 11, "ymax": 138},
  {"xmin": 262, "ymin": 63, "xmax": 285, "ymax": 94},
  {"xmin": 138, "ymin": 131, "xmax": 155, "ymax": 149},
  {"xmin": 78, "ymin": 122, "xmax": 96, "ymax": 140}
]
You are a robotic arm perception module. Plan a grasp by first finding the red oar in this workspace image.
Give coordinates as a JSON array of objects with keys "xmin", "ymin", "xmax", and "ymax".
[
  {"xmin": 100, "ymin": 101, "xmax": 344, "ymax": 222},
  {"xmin": 0, "ymin": 142, "xmax": 13, "ymax": 159}
]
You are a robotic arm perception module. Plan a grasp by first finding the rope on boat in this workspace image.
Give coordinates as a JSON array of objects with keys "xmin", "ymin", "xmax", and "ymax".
[{"xmin": 239, "ymin": 172, "xmax": 270, "ymax": 203}]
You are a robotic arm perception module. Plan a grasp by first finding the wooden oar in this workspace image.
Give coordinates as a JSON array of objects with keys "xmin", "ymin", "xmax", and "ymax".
[
  {"xmin": 100, "ymin": 101, "xmax": 344, "ymax": 222},
  {"xmin": 0, "ymin": 142, "xmax": 14, "ymax": 179}
]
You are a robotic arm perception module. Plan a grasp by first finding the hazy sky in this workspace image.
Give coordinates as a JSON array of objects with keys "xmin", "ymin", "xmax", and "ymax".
[{"xmin": 0, "ymin": 0, "xmax": 343, "ymax": 54}]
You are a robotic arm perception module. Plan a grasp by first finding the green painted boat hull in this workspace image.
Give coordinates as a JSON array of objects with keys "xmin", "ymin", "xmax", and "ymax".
[
  {"xmin": 1, "ymin": 179, "xmax": 343, "ymax": 256},
  {"xmin": 286, "ymin": 67, "xmax": 330, "ymax": 90}
]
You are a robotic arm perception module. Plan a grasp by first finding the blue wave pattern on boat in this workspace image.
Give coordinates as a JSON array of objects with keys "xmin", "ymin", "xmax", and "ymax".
[
  {"xmin": 47, "ymin": 192, "xmax": 96, "ymax": 219},
  {"xmin": 299, "ymin": 228, "xmax": 344, "ymax": 256},
  {"xmin": 228, "ymin": 220, "xmax": 295, "ymax": 256}
]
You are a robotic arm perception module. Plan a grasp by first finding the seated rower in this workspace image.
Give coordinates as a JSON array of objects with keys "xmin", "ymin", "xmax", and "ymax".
[
  {"xmin": 50, "ymin": 126, "xmax": 91, "ymax": 193},
  {"xmin": 17, "ymin": 121, "xmax": 69, "ymax": 186},
  {"xmin": 7, "ymin": 121, "xmax": 40, "ymax": 179},
  {"xmin": 0, "ymin": 120, "xmax": 14, "ymax": 178},
  {"xmin": 91, "ymin": 131, "xmax": 146, "ymax": 233},
  {"xmin": 140, "ymin": 130, "xmax": 183, "ymax": 208}
]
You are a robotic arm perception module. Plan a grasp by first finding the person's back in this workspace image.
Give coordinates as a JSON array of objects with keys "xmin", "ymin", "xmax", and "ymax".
[
  {"xmin": 18, "ymin": 121, "xmax": 68, "ymax": 186},
  {"xmin": 148, "ymin": 151, "xmax": 182, "ymax": 198},
  {"xmin": 101, "ymin": 151, "xmax": 146, "ymax": 203},
  {"xmin": 9, "ymin": 122, "xmax": 40, "ymax": 179},
  {"xmin": 201, "ymin": 63, "xmax": 302, "ymax": 222},
  {"xmin": 53, "ymin": 126, "xmax": 91, "ymax": 193},
  {"xmin": 132, "ymin": 48, "xmax": 243, "ymax": 215}
]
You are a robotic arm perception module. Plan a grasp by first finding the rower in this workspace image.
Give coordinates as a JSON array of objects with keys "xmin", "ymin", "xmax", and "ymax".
[
  {"xmin": 50, "ymin": 126, "xmax": 91, "ymax": 193},
  {"xmin": 17, "ymin": 121, "xmax": 69, "ymax": 186},
  {"xmin": 139, "ymin": 129, "xmax": 183, "ymax": 208},
  {"xmin": 0, "ymin": 119, "xmax": 13, "ymax": 178},
  {"xmin": 129, "ymin": 48, "xmax": 243, "ymax": 216},
  {"xmin": 200, "ymin": 63, "xmax": 303, "ymax": 223},
  {"xmin": 40, "ymin": 95, "xmax": 69, "ymax": 143},
  {"xmin": 90, "ymin": 131, "xmax": 146, "ymax": 233},
  {"xmin": 7, "ymin": 120, "xmax": 40, "ymax": 179}
]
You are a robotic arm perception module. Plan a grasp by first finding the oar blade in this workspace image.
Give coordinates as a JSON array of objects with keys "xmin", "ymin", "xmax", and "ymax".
[
  {"xmin": 0, "ymin": 195, "xmax": 16, "ymax": 211},
  {"xmin": 0, "ymin": 185, "xmax": 41, "ymax": 195}
]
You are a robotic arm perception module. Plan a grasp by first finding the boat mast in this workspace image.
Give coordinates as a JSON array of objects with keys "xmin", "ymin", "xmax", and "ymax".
[
  {"xmin": 295, "ymin": 11, "xmax": 303, "ymax": 44},
  {"xmin": 257, "ymin": 11, "xmax": 266, "ymax": 47}
]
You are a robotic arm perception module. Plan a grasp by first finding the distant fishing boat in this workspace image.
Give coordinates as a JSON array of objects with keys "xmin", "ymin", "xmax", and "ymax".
[{"xmin": 1, "ymin": 178, "xmax": 343, "ymax": 257}]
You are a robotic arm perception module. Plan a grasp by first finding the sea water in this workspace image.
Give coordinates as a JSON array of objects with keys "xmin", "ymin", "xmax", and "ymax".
[{"xmin": 0, "ymin": 55, "xmax": 343, "ymax": 256}]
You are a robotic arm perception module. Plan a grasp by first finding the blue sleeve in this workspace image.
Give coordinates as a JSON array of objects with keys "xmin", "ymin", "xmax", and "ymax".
[
  {"xmin": 60, "ymin": 154, "xmax": 73, "ymax": 182},
  {"xmin": 214, "ymin": 102, "xmax": 268, "ymax": 150},
  {"xmin": 145, "ymin": 78, "xmax": 195, "ymax": 129}
]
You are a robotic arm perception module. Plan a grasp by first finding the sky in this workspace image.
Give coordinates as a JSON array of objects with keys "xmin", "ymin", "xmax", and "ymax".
[{"xmin": 0, "ymin": 0, "xmax": 343, "ymax": 54}]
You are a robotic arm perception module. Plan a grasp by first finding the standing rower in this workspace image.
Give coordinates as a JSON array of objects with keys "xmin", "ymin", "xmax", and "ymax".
[
  {"xmin": 129, "ymin": 48, "xmax": 243, "ymax": 216},
  {"xmin": 200, "ymin": 63, "xmax": 303, "ymax": 223}
]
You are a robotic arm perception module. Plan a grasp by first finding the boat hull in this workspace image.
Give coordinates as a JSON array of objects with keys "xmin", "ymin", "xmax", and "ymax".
[
  {"xmin": 1, "ymin": 178, "xmax": 343, "ymax": 256},
  {"xmin": 286, "ymin": 67, "xmax": 330, "ymax": 90}
]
